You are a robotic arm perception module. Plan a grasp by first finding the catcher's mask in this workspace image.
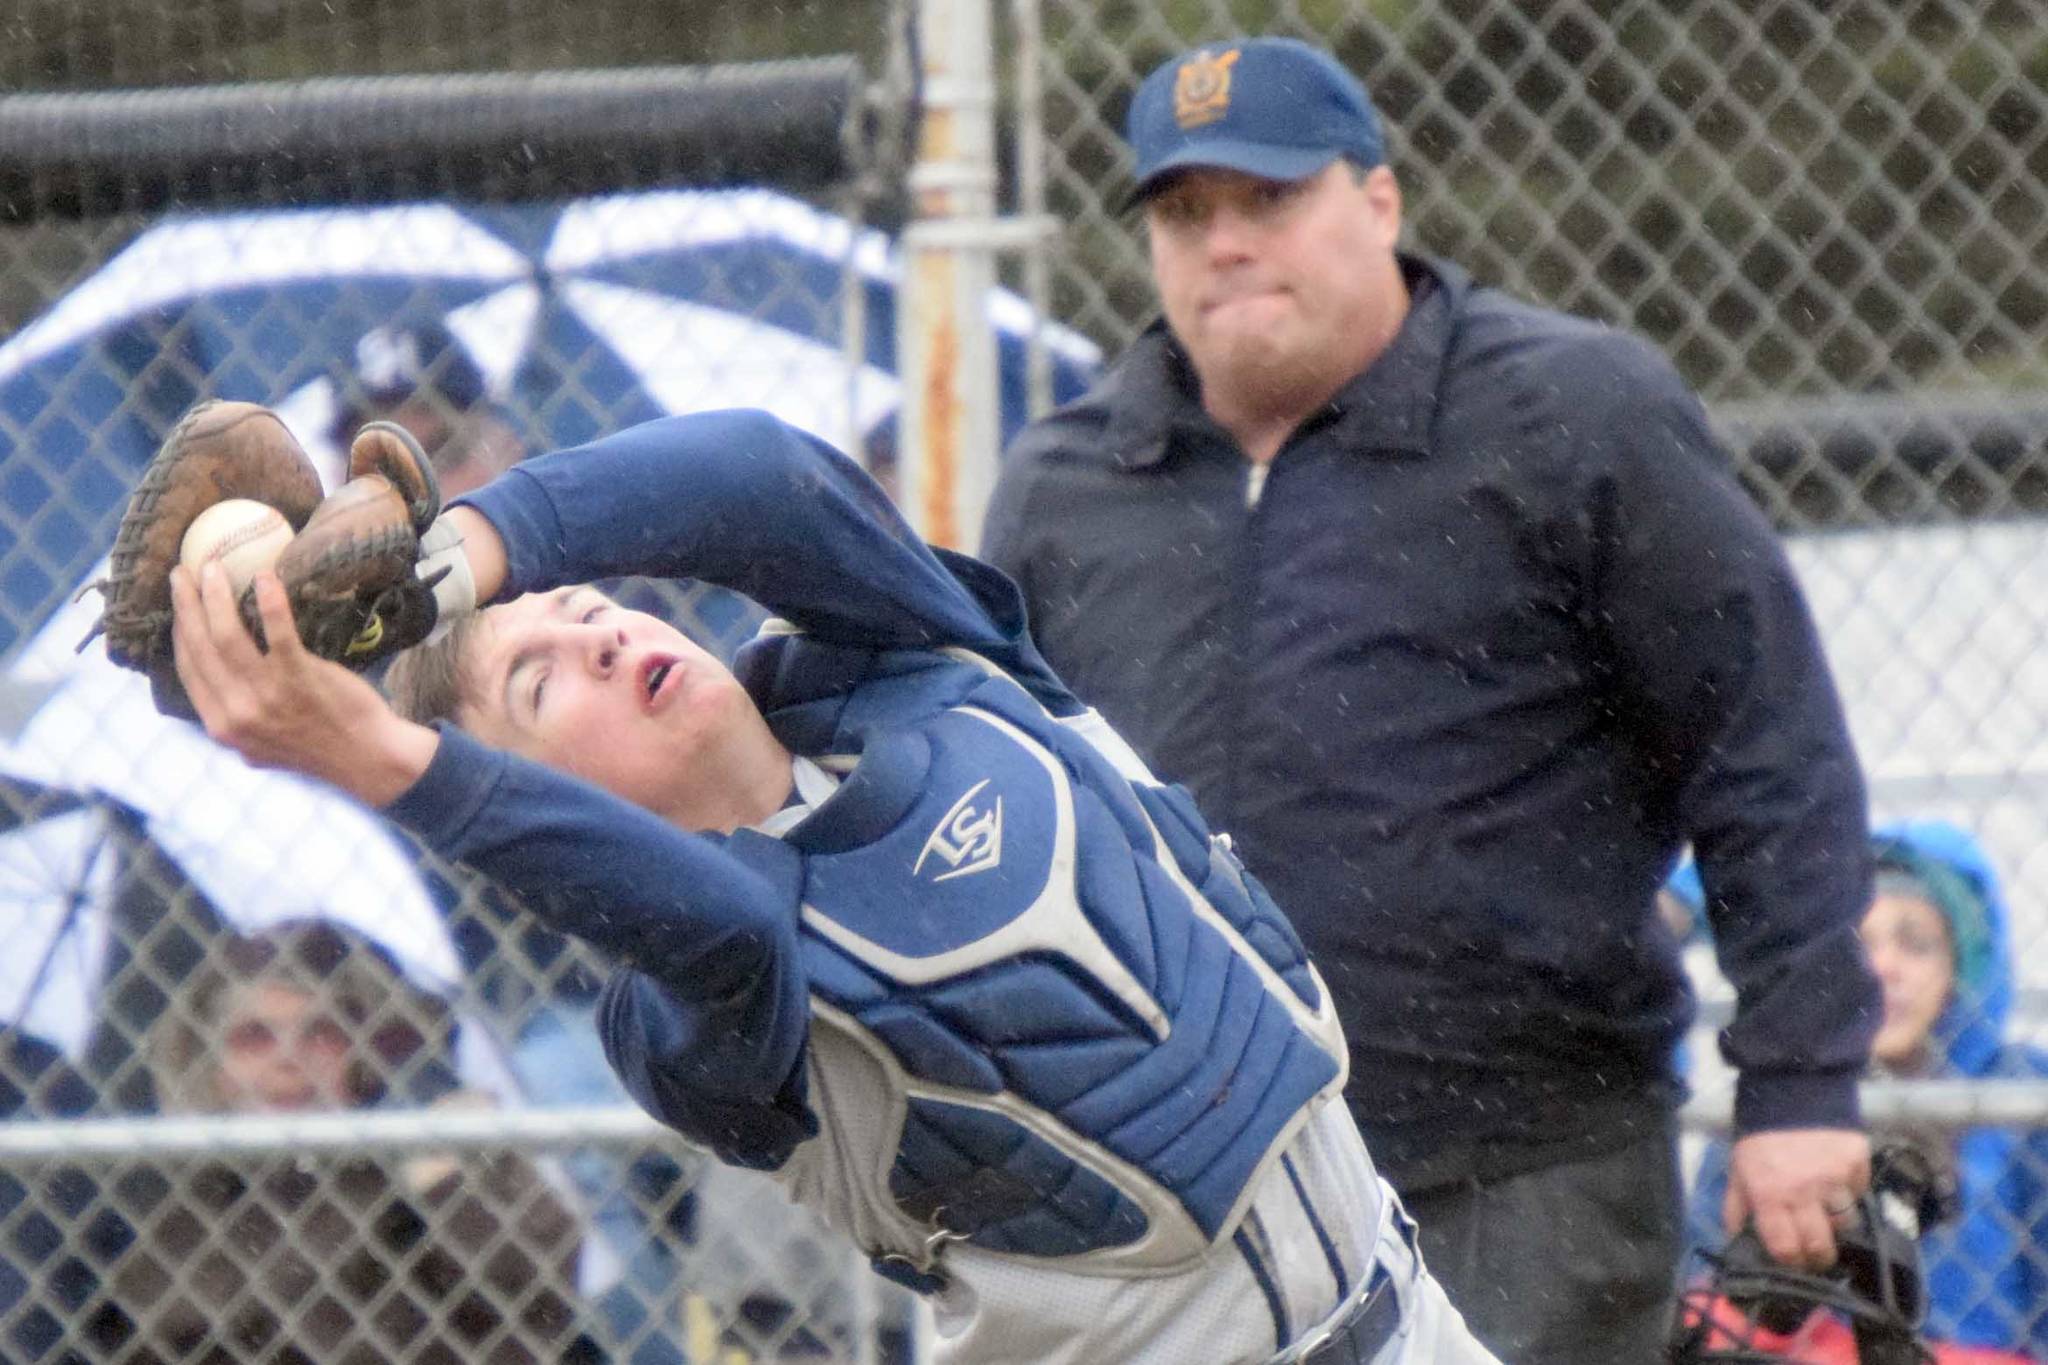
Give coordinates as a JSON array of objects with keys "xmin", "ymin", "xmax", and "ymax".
[{"xmin": 1668, "ymin": 1144, "xmax": 1956, "ymax": 1365}]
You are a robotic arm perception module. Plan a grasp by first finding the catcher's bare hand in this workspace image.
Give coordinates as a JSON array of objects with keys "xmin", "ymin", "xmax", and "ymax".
[
  {"xmin": 172, "ymin": 561, "xmax": 438, "ymax": 806},
  {"xmin": 1724, "ymin": 1127, "xmax": 1871, "ymax": 1271}
]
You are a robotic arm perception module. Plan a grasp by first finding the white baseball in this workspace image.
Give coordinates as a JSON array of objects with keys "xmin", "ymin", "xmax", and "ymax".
[{"xmin": 179, "ymin": 498, "xmax": 295, "ymax": 590}]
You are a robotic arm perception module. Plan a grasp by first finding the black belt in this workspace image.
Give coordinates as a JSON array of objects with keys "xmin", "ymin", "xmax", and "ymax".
[
  {"xmin": 1296, "ymin": 1266, "xmax": 1400, "ymax": 1364},
  {"xmin": 1273, "ymin": 1203, "xmax": 1421, "ymax": 1365}
]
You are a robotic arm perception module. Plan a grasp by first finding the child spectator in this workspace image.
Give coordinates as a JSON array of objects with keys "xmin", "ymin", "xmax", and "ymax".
[
  {"xmin": 83, "ymin": 918, "xmax": 600, "ymax": 1363},
  {"xmin": 1689, "ymin": 822, "xmax": 2048, "ymax": 1358}
]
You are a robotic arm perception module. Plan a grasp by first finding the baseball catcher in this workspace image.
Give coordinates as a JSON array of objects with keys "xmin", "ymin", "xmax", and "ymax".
[
  {"xmin": 166, "ymin": 403, "xmax": 1505, "ymax": 1363},
  {"xmin": 81, "ymin": 399, "xmax": 457, "ymax": 717}
]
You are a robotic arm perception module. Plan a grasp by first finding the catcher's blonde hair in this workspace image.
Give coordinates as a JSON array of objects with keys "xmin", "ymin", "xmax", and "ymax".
[{"xmin": 382, "ymin": 613, "xmax": 487, "ymax": 728}]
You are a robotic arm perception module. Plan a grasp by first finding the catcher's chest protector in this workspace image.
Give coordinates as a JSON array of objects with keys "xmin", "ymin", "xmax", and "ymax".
[{"xmin": 788, "ymin": 691, "xmax": 1348, "ymax": 1274}]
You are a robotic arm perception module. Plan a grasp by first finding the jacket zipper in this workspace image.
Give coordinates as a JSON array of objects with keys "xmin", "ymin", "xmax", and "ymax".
[{"xmin": 1225, "ymin": 455, "xmax": 1272, "ymax": 825}]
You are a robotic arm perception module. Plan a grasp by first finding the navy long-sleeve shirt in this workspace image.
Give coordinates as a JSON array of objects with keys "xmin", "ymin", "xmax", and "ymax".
[
  {"xmin": 377, "ymin": 411, "xmax": 1390, "ymax": 1363},
  {"xmin": 386, "ymin": 411, "xmax": 1083, "ymax": 1167},
  {"xmin": 984, "ymin": 254, "xmax": 1881, "ymax": 1189}
]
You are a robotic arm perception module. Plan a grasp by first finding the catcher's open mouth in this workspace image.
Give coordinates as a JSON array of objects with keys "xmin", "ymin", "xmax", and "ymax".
[{"xmin": 639, "ymin": 655, "xmax": 681, "ymax": 709}]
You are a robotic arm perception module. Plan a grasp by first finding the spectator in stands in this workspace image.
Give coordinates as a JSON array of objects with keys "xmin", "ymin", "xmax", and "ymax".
[
  {"xmin": 142, "ymin": 918, "xmax": 457, "ymax": 1114},
  {"xmin": 83, "ymin": 918, "xmax": 599, "ymax": 1363},
  {"xmin": 332, "ymin": 318, "xmax": 528, "ymax": 498},
  {"xmin": 1689, "ymin": 821, "xmax": 2048, "ymax": 1358}
]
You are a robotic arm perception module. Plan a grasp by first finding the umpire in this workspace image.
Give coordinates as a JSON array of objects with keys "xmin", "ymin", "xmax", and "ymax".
[{"xmin": 983, "ymin": 36, "xmax": 1882, "ymax": 1365}]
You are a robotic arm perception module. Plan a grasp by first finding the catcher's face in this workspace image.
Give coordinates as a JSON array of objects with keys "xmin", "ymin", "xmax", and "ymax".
[
  {"xmin": 459, "ymin": 585, "xmax": 780, "ymax": 831},
  {"xmin": 1144, "ymin": 161, "xmax": 1404, "ymax": 425}
]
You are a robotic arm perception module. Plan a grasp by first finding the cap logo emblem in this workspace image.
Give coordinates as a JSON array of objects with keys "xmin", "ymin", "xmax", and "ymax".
[
  {"xmin": 1174, "ymin": 49, "xmax": 1240, "ymax": 130},
  {"xmin": 355, "ymin": 325, "xmax": 429, "ymax": 391}
]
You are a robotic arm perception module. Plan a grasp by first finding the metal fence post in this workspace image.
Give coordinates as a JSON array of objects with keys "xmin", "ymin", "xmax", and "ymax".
[{"xmin": 899, "ymin": 0, "xmax": 1002, "ymax": 551}]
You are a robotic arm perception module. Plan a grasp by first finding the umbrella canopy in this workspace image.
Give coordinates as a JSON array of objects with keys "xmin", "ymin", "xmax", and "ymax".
[
  {"xmin": 0, "ymin": 186, "xmax": 1101, "ymax": 660},
  {"xmin": 0, "ymin": 770, "xmax": 114, "ymax": 1060},
  {"xmin": 0, "ymin": 680, "xmax": 465, "ymax": 998},
  {"xmin": 0, "ymin": 742, "xmax": 511, "ymax": 1108}
]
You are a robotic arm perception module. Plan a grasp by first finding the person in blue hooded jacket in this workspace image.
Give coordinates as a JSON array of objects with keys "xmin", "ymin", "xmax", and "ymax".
[{"xmin": 1687, "ymin": 821, "xmax": 2048, "ymax": 1355}]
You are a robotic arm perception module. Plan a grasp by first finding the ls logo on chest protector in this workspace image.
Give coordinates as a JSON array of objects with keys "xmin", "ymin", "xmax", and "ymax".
[{"xmin": 914, "ymin": 779, "xmax": 1004, "ymax": 883}]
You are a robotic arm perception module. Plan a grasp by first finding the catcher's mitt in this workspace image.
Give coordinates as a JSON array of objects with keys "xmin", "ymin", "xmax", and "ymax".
[
  {"xmin": 251, "ymin": 419, "xmax": 444, "ymax": 666},
  {"xmin": 83, "ymin": 403, "xmax": 444, "ymax": 719},
  {"xmin": 84, "ymin": 401, "xmax": 324, "ymax": 717}
]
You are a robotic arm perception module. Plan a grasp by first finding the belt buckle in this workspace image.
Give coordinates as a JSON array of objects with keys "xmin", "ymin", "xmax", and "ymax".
[
  {"xmin": 873, "ymin": 1206, "xmax": 969, "ymax": 1295},
  {"xmin": 1278, "ymin": 1204, "xmax": 1412, "ymax": 1365},
  {"xmin": 1274, "ymin": 1262, "xmax": 1396, "ymax": 1364}
]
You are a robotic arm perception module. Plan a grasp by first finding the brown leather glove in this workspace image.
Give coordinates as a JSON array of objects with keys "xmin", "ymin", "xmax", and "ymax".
[{"xmin": 84, "ymin": 401, "xmax": 444, "ymax": 718}]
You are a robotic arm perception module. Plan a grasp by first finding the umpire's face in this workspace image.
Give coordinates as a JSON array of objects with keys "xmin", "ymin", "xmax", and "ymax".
[
  {"xmin": 457, "ymin": 583, "xmax": 782, "ymax": 831},
  {"xmin": 1143, "ymin": 160, "xmax": 1405, "ymax": 421}
]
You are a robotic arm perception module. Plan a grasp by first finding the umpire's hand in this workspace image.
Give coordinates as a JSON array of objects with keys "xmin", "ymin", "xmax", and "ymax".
[{"xmin": 1724, "ymin": 1127, "xmax": 1872, "ymax": 1270}]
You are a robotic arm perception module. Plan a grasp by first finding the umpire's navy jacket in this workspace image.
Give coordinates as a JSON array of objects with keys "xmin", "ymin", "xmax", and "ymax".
[{"xmin": 983, "ymin": 253, "xmax": 1881, "ymax": 1190}]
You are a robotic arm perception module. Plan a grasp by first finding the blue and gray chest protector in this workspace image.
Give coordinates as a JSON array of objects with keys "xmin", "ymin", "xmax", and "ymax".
[{"xmin": 779, "ymin": 665, "xmax": 1349, "ymax": 1277}]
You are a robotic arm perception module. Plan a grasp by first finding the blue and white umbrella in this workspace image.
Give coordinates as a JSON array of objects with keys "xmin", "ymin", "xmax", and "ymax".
[
  {"xmin": 0, "ymin": 185, "xmax": 1102, "ymax": 659},
  {"xmin": 0, "ymin": 751, "xmax": 516, "ymax": 1105}
]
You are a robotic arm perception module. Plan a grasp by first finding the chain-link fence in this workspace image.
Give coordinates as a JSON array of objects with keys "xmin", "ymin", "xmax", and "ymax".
[
  {"xmin": 3, "ymin": 0, "xmax": 2048, "ymax": 1359},
  {"xmin": 1030, "ymin": 1, "xmax": 2043, "ymax": 390}
]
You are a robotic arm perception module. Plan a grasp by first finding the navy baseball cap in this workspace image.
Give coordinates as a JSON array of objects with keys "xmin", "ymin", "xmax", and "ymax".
[
  {"xmin": 1125, "ymin": 38, "xmax": 1386, "ymax": 203},
  {"xmin": 333, "ymin": 319, "xmax": 488, "ymax": 428}
]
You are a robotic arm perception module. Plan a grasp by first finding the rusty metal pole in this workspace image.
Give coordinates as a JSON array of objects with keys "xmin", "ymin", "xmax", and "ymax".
[
  {"xmin": 1010, "ymin": 0, "xmax": 1054, "ymax": 421},
  {"xmin": 899, "ymin": 0, "xmax": 1001, "ymax": 552}
]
